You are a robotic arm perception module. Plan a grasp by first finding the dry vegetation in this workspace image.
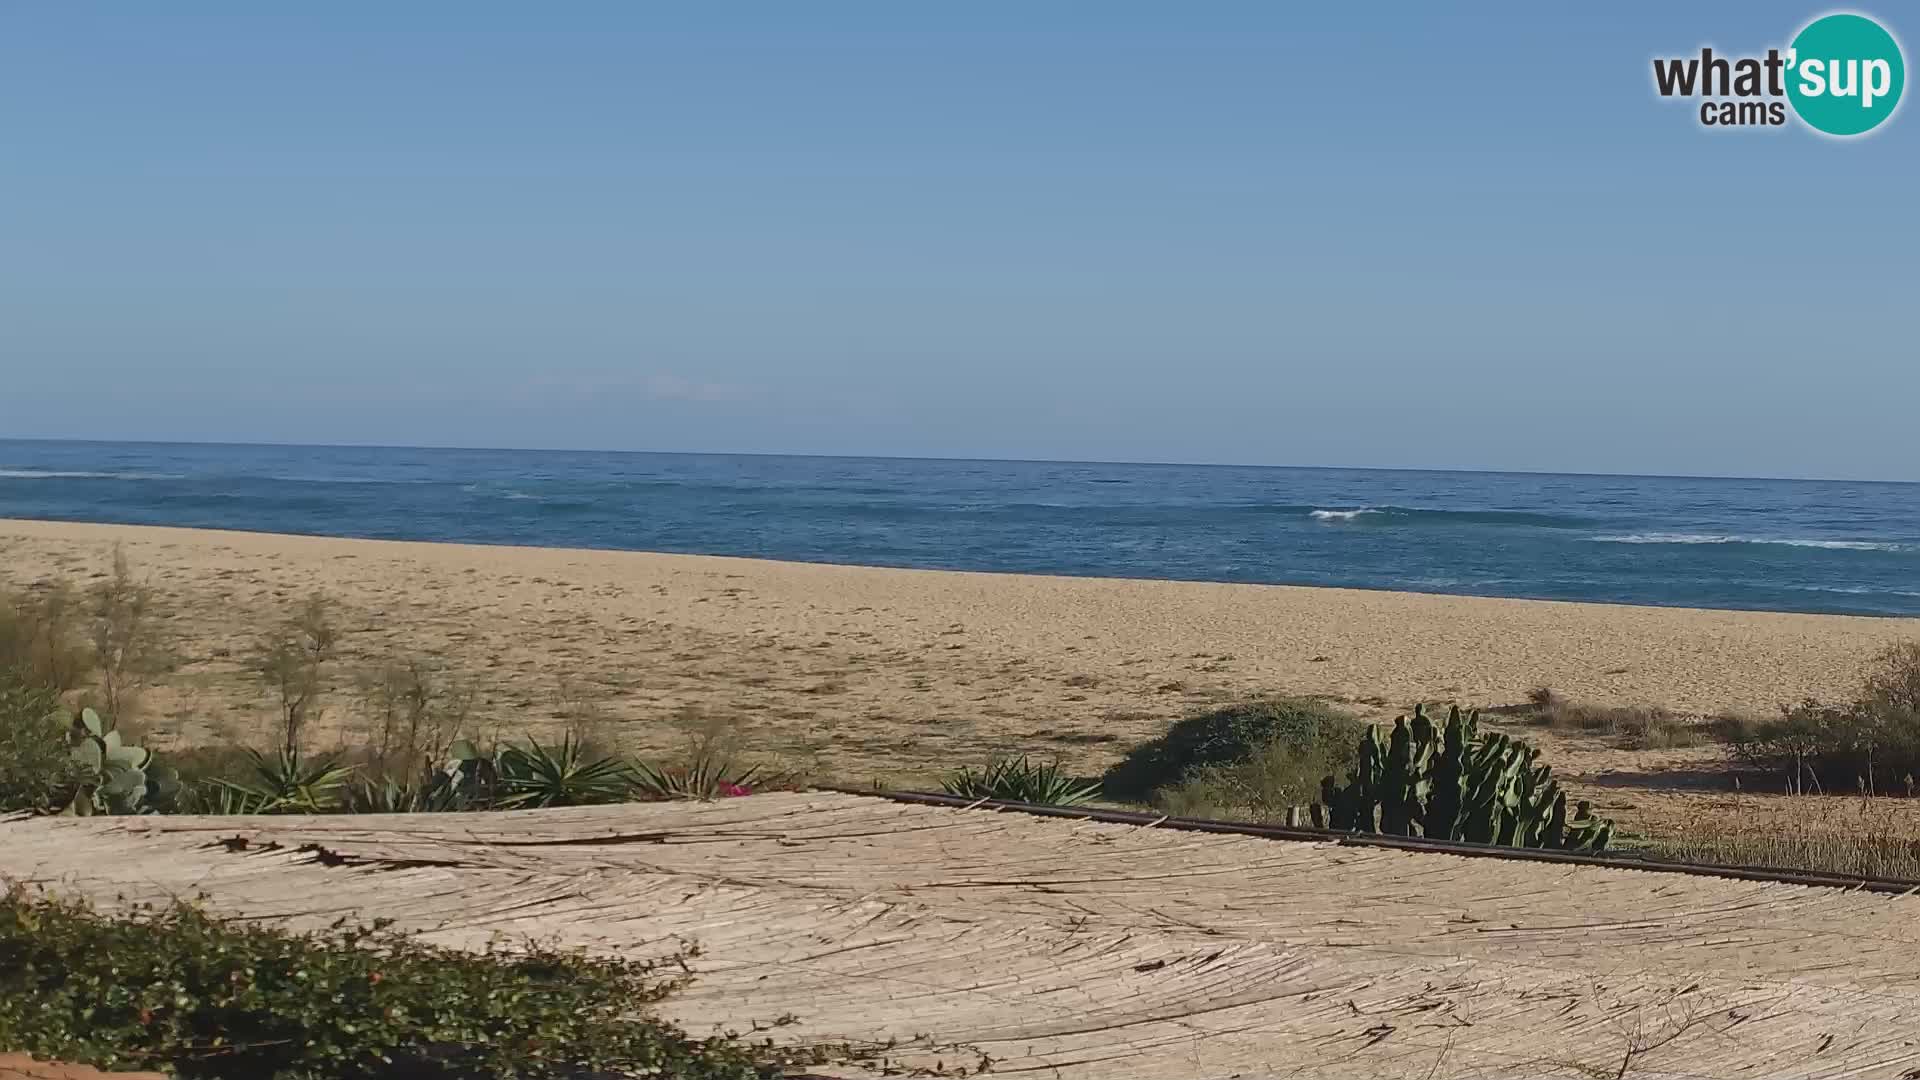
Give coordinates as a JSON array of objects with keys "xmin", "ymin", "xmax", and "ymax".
[
  {"xmin": 1523, "ymin": 686, "xmax": 1709, "ymax": 749},
  {"xmin": 1637, "ymin": 790, "xmax": 1920, "ymax": 878},
  {"xmin": 0, "ymin": 548, "xmax": 778, "ymax": 813}
]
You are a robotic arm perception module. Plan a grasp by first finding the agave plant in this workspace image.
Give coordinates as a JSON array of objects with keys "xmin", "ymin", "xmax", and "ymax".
[
  {"xmin": 629, "ymin": 749, "xmax": 788, "ymax": 801},
  {"xmin": 941, "ymin": 755, "xmax": 1102, "ymax": 807},
  {"xmin": 494, "ymin": 734, "xmax": 632, "ymax": 808},
  {"xmin": 346, "ymin": 777, "xmax": 472, "ymax": 814},
  {"xmin": 346, "ymin": 739, "xmax": 497, "ymax": 814},
  {"xmin": 209, "ymin": 747, "xmax": 356, "ymax": 814},
  {"xmin": 192, "ymin": 782, "xmax": 279, "ymax": 816}
]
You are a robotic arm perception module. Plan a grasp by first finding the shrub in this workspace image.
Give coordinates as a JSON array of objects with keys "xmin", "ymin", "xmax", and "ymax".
[
  {"xmin": 252, "ymin": 593, "xmax": 338, "ymax": 756},
  {"xmin": 1526, "ymin": 687, "xmax": 1703, "ymax": 749},
  {"xmin": 87, "ymin": 547, "xmax": 169, "ymax": 720},
  {"xmin": 342, "ymin": 736, "xmax": 646, "ymax": 814},
  {"xmin": 1101, "ymin": 698, "xmax": 1360, "ymax": 804},
  {"xmin": 941, "ymin": 755, "xmax": 1100, "ymax": 806},
  {"xmin": 1717, "ymin": 642, "xmax": 1920, "ymax": 793},
  {"xmin": 1617, "ymin": 711, "xmax": 1707, "ymax": 750},
  {"xmin": 1152, "ymin": 738, "xmax": 1340, "ymax": 822},
  {"xmin": 0, "ymin": 886, "xmax": 763, "ymax": 1080},
  {"xmin": 352, "ymin": 656, "xmax": 473, "ymax": 784},
  {"xmin": 0, "ymin": 582, "xmax": 94, "ymax": 694},
  {"xmin": 1721, "ymin": 698, "xmax": 1911, "ymax": 793},
  {"xmin": 1864, "ymin": 641, "xmax": 1920, "ymax": 715},
  {"xmin": 0, "ymin": 676, "xmax": 77, "ymax": 813}
]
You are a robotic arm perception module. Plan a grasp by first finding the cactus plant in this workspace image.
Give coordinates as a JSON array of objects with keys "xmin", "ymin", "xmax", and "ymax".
[
  {"xmin": 1313, "ymin": 704, "xmax": 1613, "ymax": 853},
  {"xmin": 61, "ymin": 707, "xmax": 175, "ymax": 816}
]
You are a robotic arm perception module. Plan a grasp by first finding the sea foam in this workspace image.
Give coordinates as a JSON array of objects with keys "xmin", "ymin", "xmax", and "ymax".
[
  {"xmin": 0, "ymin": 469, "xmax": 180, "ymax": 480},
  {"xmin": 1589, "ymin": 533, "xmax": 1906, "ymax": 552}
]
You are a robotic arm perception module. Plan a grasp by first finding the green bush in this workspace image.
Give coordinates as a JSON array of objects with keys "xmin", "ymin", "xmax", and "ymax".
[
  {"xmin": 1101, "ymin": 698, "xmax": 1361, "ymax": 804},
  {"xmin": 1152, "ymin": 739, "xmax": 1345, "ymax": 822},
  {"xmin": 0, "ymin": 676, "xmax": 77, "ymax": 813},
  {"xmin": 1721, "ymin": 643, "xmax": 1920, "ymax": 792},
  {"xmin": 0, "ymin": 885, "xmax": 765, "ymax": 1080},
  {"xmin": 1721, "ymin": 698, "xmax": 1908, "ymax": 793},
  {"xmin": 1865, "ymin": 642, "xmax": 1920, "ymax": 715}
]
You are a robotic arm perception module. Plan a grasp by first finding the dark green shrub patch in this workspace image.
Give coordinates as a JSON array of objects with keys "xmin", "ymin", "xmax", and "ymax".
[
  {"xmin": 0, "ymin": 676, "xmax": 75, "ymax": 814},
  {"xmin": 0, "ymin": 886, "xmax": 766, "ymax": 1080},
  {"xmin": 1101, "ymin": 698, "xmax": 1361, "ymax": 804},
  {"xmin": 1719, "ymin": 645, "xmax": 1920, "ymax": 793}
]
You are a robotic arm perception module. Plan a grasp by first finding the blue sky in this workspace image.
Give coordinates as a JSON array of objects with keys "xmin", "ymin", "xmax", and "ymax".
[{"xmin": 2, "ymin": 3, "xmax": 1914, "ymax": 480}]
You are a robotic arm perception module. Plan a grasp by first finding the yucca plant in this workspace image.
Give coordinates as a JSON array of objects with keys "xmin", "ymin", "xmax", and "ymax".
[
  {"xmin": 494, "ymin": 733, "xmax": 632, "ymax": 808},
  {"xmin": 209, "ymin": 747, "xmax": 356, "ymax": 814},
  {"xmin": 941, "ymin": 755, "xmax": 1102, "ymax": 806}
]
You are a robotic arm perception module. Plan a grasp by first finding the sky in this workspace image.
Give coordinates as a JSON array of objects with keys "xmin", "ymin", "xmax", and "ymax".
[{"xmin": 2, "ymin": 3, "xmax": 1915, "ymax": 480}]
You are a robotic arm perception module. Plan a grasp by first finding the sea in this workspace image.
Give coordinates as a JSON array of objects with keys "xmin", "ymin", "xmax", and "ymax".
[{"xmin": 2, "ymin": 439, "xmax": 1918, "ymax": 618}]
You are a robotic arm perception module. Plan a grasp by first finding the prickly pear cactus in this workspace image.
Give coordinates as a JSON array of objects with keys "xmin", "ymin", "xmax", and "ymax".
[
  {"xmin": 1317, "ymin": 704, "xmax": 1613, "ymax": 853},
  {"xmin": 62, "ymin": 707, "xmax": 168, "ymax": 816}
]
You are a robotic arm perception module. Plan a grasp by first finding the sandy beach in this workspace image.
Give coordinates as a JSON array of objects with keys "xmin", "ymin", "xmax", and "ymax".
[{"xmin": 5, "ymin": 517, "xmax": 1918, "ymax": 831}]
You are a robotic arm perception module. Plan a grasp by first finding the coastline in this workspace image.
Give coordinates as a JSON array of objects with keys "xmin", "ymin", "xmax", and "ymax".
[{"xmin": 5, "ymin": 516, "xmax": 1915, "ymax": 764}]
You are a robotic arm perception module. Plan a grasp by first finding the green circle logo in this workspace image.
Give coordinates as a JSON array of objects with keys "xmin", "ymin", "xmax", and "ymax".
[{"xmin": 1786, "ymin": 13, "xmax": 1905, "ymax": 136}]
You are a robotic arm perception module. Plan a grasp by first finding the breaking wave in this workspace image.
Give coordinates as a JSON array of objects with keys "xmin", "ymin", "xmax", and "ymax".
[
  {"xmin": 0, "ymin": 469, "xmax": 182, "ymax": 481},
  {"xmin": 1588, "ymin": 533, "xmax": 1909, "ymax": 552},
  {"xmin": 1307, "ymin": 506, "xmax": 1589, "ymax": 528}
]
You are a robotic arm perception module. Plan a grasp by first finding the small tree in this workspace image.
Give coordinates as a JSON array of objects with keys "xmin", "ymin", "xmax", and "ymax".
[
  {"xmin": 356, "ymin": 655, "xmax": 472, "ymax": 780},
  {"xmin": 0, "ymin": 675, "xmax": 78, "ymax": 813},
  {"xmin": 88, "ymin": 545, "xmax": 166, "ymax": 719},
  {"xmin": 254, "ymin": 593, "xmax": 338, "ymax": 755},
  {"xmin": 1864, "ymin": 642, "xmax": 1920, "ymax": 714}
]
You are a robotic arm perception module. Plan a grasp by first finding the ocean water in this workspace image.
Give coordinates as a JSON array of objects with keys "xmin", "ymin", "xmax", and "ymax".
[{"xmin": 3, "ymin": 439, "xmax": 1919, "ymax": 617}]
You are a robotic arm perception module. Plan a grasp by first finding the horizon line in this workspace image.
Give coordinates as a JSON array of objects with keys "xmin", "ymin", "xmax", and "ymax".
[{"xmin": 2, "ymin": 434, "xmax": 1915, "ymax": 487}]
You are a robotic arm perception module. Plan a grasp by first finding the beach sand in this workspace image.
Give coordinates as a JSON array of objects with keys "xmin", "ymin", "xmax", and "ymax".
[{"xmin": 5, "ymin": 517, "xmax": 1918, "ymax": 833}]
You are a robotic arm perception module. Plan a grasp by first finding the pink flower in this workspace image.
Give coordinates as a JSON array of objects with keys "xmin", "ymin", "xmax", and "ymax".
[{"xmin": 718, "ymin": 782, "xmax": 752, "ymax": 798}]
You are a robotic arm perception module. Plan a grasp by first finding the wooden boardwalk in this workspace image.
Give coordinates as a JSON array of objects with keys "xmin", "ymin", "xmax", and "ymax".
[{"xmin": 6, "ymin": 792, "xmax": 1917, "ymax": 1079}]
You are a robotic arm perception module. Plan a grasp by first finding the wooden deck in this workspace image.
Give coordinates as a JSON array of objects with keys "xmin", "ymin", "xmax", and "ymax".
[{"xmin": 5, "ymin": 792, "xmax": 1915, "ymax": 1079}]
